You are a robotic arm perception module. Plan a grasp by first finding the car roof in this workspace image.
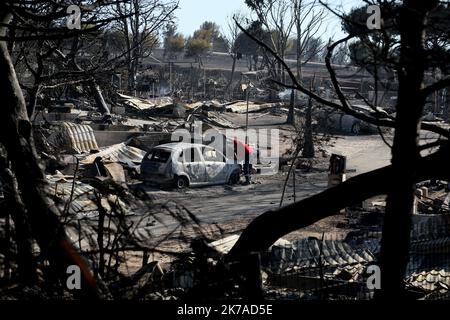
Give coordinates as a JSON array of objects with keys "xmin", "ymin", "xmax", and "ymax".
[{"xmin": 154, "ymin": 143, "xmax": 210, "ymax": 151}]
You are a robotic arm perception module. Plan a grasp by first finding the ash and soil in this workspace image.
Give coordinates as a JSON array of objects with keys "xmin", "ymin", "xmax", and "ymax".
[{"xmin": 126, "ymin": 111, "xmax": 392, "ymax": 272}]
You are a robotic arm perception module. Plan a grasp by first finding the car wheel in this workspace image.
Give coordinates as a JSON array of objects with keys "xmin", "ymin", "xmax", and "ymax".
[
  {"xmin": 175, "ymin": 176, "xmax": 189, "ymax": 189},
  {"xmin": 351, "ymin": 122, "xmax": 361, "ymax": 135},
  {"xmin": 228, "ymin": 170, "xmax": 240, "ymax": 185}
]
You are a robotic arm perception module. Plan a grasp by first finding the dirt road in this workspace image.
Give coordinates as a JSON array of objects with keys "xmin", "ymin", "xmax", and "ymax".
[
  {"xmin": 141, "ymin": 133, "xmax": 393, "ymax": 243},
  {"xmin": 326, "ymin": 135, "xmax": 392, "ymax": 176},
  {"xmin": 143, "ymin": 171, "xmax": 328, "ymax": 238}
]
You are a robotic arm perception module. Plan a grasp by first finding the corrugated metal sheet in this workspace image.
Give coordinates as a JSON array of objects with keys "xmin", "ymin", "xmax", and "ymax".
[
  {"xmin": 118, "ymin": 93, "xmax": 173, "ymax": 111},
  {"xmin": 407, "ymin": 269, "xmax": 450, "ymax": 291},
  {"xmin": 193, "ymin": 112, "xmax": 237, "ymax": 129},
  {"xmin": 411, "ymin": 238, "xmax": 450, "ymax": 254},
  {"xmin": 80, "ymin": 143, "xmax": 146, "ymax": 165},
  {"xmin": 47, "ymin": 176, "xmax": 126, "ymax": 217},
  {"xmin": 46, "ymin": 176, "xmax": 99, "ymax": 217},
  {"xmin": 46, "ymin": 175, "xmax": 151, "ymax": 253},
  {"xmin": 48, "ymin": 122, "xmax": 99, "ymax": 154},
  {"xmin": 63, "ymin": 122, "xmax": 99, "ymax": 153},
  {"xmin": 225, "ymin": 101, "xmax": 279, "ymax": 114},
  {"xmin": 295, "ymin": 238, "xmax": 375, "ymax": 266},
  {"xmin": 267, "ymin": 238, "xmax": 376, "ymax": 275}
]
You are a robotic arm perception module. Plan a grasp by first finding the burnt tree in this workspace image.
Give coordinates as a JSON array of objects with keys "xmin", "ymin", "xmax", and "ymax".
[
  {"xmin": 0, "ymin": 0, "xmax": 134, "ymax": 297},
  {"xmin": 229, "ymin": 0, "xmax": 449, "ymax": 299}
]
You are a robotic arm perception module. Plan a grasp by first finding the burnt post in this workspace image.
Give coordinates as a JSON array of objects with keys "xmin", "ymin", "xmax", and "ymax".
[{"xmin": 328, "ymin": 154, "xmax": 347, "ymax": 188}]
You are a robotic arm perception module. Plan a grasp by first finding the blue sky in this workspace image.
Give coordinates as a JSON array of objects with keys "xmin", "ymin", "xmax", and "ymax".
[
  {"xmin": 176, "ymin": 0, "xmax": 361, "ymax": 40},
  {"xmin": 176, "ymin": 0, "xmax": 249, "ymax": 37}
]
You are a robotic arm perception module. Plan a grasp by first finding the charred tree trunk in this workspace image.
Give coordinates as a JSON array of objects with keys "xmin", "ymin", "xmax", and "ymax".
[
  {"xmin": 302, "ymin": 96, "xmax": 315, "ymax": 158},
  {"xmin": 287, "ymin": 89, "xmax": 295, "ymax": 124},
  {"xmin": 27, "ymin": 85, "xmax": 40, "ymax": 118},
  {"xmin": 288, "ymin": 3, "xmax": 303, "ymax": 129},
  {"xmin": 89, "ymin": 80, "xmax": 110, "ymax": 115},
  {"xmin": 377, "ymin": 0, "xmax": 438, "ymax": 299},
  {"xmin": 66, "ymin": 38, "xmax": 110, "ymax": 115},
  {"xmin": 226, "ymin": 54, "xmax": 237, "ymax": 100},
  {"xmin": 247, "ymin": 55, "xmax": 253, "ymax": 71},
  {"xmin": 0, "ymin": 13, "xmax": 99, "ymax": 298},
  {"xmin": 128, "ymin": 60, "xmax": 137, "ymax": 96},
  {"xmin": 302, "ymin": 75, "xmax": 315, "ymax": 158},
  {"xmin": 1, "ymin": 167, "xmax": 37, "ymax": 285}
]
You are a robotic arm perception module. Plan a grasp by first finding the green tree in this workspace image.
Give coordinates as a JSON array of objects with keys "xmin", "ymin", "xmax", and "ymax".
[
  {"xmin": 197, "ymin": 21, "xmax": 228, "ymax": 52},
  {"xmin": 288, "ymin": 36, "xmax": 324, "ymax": 62},
  {"xmin": 185, "ymin": 21, "xmax": 228, "ymax": 62},
  {"xmin": 234, "ymin": 21, "xmax": 269, "ymax": 71},
  {"xmin": 185, "ymin": 36, "xmax": 211, "ymax": 62},
  {"xmin": 163, "ymin": 24, "xmax": 185, "ymax": 59}
]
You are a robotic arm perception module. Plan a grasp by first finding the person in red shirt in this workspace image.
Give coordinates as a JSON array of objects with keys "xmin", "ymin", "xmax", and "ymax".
[{"xmin": 233, "ymin": 138, "xmax": 253, "ymax": 184}]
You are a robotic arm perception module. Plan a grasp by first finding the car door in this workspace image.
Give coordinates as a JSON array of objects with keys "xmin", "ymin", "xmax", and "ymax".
[
  {"xmin": 181, "ymin": 147, "xmax": 206, "ymax": 184},
  {"xmin": 203, "ymin": 146, "xmax": 229, "ymax": 184},
  {"xmin": 140, "ymin": 148, "xmax": 172, "ymax": 181}
]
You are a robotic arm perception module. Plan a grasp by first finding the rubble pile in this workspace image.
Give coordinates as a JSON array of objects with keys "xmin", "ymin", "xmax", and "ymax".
[
  {"xmin": 415, "ymin": 181, "xmax": 450, "ymax": 215},
  {"xmin": 8, "ymin": 88, "xmax": 448, "ymax": 301}
]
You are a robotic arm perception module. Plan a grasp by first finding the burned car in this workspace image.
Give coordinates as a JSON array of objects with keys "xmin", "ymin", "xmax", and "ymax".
[
  {"xmin": 140, "ymin": 143, "xmax": 241, "ymax": 189},
  {"xmin": 318, "ymin": 104, "xmax": 391, "ymax": 135}
]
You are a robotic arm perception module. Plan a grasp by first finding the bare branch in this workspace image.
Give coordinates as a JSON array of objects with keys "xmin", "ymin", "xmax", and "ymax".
[
  {"xmin": 234, "ymin": 18, "xmax": 450, "ymax": 139},
  {"xmin": 422, "ymin": 76, "xmax": 450, "ymax": 97}
]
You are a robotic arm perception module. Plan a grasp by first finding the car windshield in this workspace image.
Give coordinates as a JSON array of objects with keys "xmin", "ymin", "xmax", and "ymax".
[{"xmin": 150, "ymin": 149, "xmax": 171, "ymax": 163}]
